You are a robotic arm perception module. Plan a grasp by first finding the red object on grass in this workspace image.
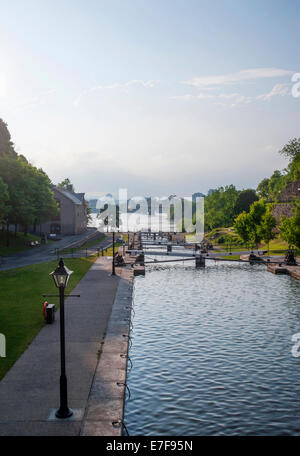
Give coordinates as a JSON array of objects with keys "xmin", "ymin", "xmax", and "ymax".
[{"xmin": 42, "ymin": 301, "xmax": 48, "ymax": 318}]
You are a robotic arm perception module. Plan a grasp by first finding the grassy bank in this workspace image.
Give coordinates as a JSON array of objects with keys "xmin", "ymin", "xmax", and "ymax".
[
  {"xmin": 62, "ymin": 233, "xmax": 106, "ymax": 254},
  {"xmin": 204, "ymin": 227, "xmax": 295, "ymax": 255},
  {"xmin": 0, "ymin": 256, "xmax": 96, "ymax": 380},
  {"xmin": 0, "ymin": 231, "xmax": 46, "ymax": 256},
  {"xmin": 220, "ymin": 255, "xmax": 241, "ymax": 260},
  {"xmin": 62, "ymin": 240, "xmax": 122, "ymax": 256}
]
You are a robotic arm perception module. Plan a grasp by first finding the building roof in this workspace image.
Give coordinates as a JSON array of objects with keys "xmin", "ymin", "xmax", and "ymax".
[
  {"xmin": 75, "ymin": 192, "xmax": 85, "ymax": 202},
  {"xmin": 54, "ymin": 187, "xmax": 84, "ymax": 205}
]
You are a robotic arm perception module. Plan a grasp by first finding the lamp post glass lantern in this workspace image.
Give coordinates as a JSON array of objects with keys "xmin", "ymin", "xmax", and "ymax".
[
  {"xmin": 51, "ymin": 259, "xmax": 73, "ymax": 288},
  {"xmin": 50, "ymin": 258, "xmax": 73, "ymax": 419}
]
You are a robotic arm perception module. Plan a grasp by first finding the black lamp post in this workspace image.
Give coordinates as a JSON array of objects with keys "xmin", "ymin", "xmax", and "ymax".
[
  {"xmin": 112, "ymin": 231, "xmax": 116, "ymax": 275},
  {"xmin": 50, "ymin": 259, "xmax": 73, "ymax": 419}
]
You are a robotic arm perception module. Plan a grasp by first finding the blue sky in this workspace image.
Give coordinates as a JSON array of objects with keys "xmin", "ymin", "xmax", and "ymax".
[{"xmin": 0, "ymin": 0, "xmax": 299, "ymax": 197}]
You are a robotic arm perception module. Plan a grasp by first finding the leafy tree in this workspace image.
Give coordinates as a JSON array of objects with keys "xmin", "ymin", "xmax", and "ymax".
[
  {"xmin": 86, "ymin": 205, "xmax": 92, "ymax": 225},
  {"xmin": 256, "ymin": 170, "xmax": 286, "ymax": 201},
  {"xmin": 279, "ymin": 200, "xmax": 300, "ymax": 249},
  {"xmin": 57, "ymin": 178, "xmax": 73, "ymax": 190},
  {"xmin": 280, "ymin": 138, "xmax": 300, "ymax": 183},
  {"xmin": 0, "ymin": 176, "xmax": 9, "ymax": 223},
  {"xmin": 247, "ymin": 199, "xmax": 267, "ymax": 247},
  {"xmin": 257, "ymin": 178, "xmax": 270, "ymax": 199},
  {"xmin": 234, "ymin": 189, "xmax": 258, "ymax": 214},
  {"xmin": 28, "ymin": 165, "xmax": 59, "ymax": 231},
  {"xmin": 234, "ymin": 199, "xmax": 274, "ymax": 249},
  {"xmin": 256, "ymin": 139, "xmax": 300, "ymax": 200},
  {"xmin": 0, "ymin": 119, "xmax": 58, "ymax": 243},
  {"xmin": 0, "ymin": 118, "xmax": 17, "ymax": 158},
  {"xmin": 0, "ymin": 153, "xmax": 29, "ymax": 242},
  {"xmin": 279, "ymin": 137, "xmax": 300, "ymax": 161},
  {"xmin": 204, "ymin": 185, "xmax": 239, "ymax": 230},
  {"xmin": 234, "ymin": 211, "xmax": 251, "ymax": 246},
  {"xmin": 257, "ymin": 207, "xmax": 277, "ymax": 251}
]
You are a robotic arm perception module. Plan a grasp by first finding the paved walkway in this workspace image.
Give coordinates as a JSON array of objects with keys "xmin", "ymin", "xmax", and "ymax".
[
  {"xmin": 0, "ymin": 231, "xmax": 112, "ymax": 271},
  {"xmin": 0, "ymin": 257, "xmax": 130, "ymax": 436}
]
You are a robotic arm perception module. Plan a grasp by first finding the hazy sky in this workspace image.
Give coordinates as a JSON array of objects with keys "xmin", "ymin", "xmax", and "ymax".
[{"xmin": 0, "ymin": 0, "xmax": 299, "ymax": 197}]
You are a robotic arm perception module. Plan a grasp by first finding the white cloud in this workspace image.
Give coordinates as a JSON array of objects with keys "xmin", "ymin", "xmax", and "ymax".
[
  {"xmin": 183, "ymin": 68, "xmax": 293, "ymax": 87},
  {"xmin": 74, "ymin": 80, "xmax": 155, "ymax": 107},
  {"xmin": 256, "ymin": 83, "xmax": 290, "ymax": 101},
  {"xmin": 171, "ymin": 81, "xmax": 291, "ymax": 107},
  {"xmin": 170, "ymin": 92, "xmax": 252, "ymax": 107}
]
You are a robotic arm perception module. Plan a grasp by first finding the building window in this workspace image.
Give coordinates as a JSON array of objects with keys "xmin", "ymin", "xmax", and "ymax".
[{"xmin": 50, "ymin": 223, "xmax": 61, "ymax": 234}]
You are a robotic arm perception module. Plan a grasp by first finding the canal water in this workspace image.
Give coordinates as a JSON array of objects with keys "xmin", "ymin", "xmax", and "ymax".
[{"xmin": 124, "ymin": 252, "xmax": 300, "ymax": 435}]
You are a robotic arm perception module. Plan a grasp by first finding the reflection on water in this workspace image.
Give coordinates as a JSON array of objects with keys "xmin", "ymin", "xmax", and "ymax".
[{"xmin": 124, "ymin": 255, "xmax": 300, "ymax": 435}]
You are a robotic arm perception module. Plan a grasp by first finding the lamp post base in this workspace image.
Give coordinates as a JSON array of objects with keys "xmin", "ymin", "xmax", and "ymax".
[{"xmin": 55, "ymin": 408, "xmax": 73, "ymax": 419}]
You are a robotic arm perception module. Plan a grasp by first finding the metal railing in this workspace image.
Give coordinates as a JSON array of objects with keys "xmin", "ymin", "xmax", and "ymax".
[{"xmin": 53, "ymin": 243, "xmax": 114, "ymax": 259}]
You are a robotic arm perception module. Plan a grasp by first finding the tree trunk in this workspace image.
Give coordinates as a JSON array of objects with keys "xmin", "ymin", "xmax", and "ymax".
[{"xmin": 6, "ymin": 221, "xmax": 10, "ymax": 247}]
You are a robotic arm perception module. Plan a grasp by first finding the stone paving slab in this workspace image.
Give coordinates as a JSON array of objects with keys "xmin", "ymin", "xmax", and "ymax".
[
  {"xmin": 81, "ymin": 267, "xmax": 134, "ymax": 436},
  {"xmin": 0, "ymin": 257, "xmax": 134, "ymax": 436}
]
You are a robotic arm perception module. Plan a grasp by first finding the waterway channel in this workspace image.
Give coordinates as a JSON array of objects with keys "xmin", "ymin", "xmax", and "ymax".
[{"xmin": 124, "ymin": 251, "xmax": 300, "ymax": 435}]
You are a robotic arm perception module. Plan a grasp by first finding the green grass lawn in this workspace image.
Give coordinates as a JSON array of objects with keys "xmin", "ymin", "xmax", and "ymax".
[
  {"xmin": 62, "ymin": 233, "xmax": 106, "ymax": 254},
  {"xmin": 62, "ymin": 240, "xmax": 122, "ymax": 257},
  {"xmin": 0, "ymin": 256, "xmax": 96, "ymax": 380},
  {"xmin": 0, "ymin": 231, "xmax": 49, "ymax": 256},
  {"xmin": 220, "ymin": 255, "xmax": 241, "ymax": 260},
  {"xmin": 259, "ymin": 238, "xmax": 291, "ymax": 254},
  {"xmin": 205, "ymin": 227, "xmax": 297, "ymax": 255},
  {"xmin": 100, "ymin": 242, "xmax": 122, "ymax": 256}
]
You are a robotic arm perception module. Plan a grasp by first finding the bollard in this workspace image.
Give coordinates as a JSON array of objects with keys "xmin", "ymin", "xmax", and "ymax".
[
  {"xmin": 195, "ymin": 254, "xmax": 205, "ymax": 268},
  {"xmin": 102, "ymin": 248, "xmax": 104, "ymax": 256}
]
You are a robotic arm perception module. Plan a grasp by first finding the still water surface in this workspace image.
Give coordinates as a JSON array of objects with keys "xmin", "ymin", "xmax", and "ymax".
[{"xmin": 124, "ymin": 254, "xmax": 300, "ymax": 435}]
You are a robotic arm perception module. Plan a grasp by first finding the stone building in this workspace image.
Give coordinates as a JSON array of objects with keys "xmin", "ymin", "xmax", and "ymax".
[
  {"xmin": 39, "ymin": 185, "xmax": 88, "ymax": 235},
  {"xmin": 272, "ymin": 178, "xmax": 300, "ymax": 222},
  {"xmin": 277, "ymin": 179, "xmax": 300, "ymax": 202}
]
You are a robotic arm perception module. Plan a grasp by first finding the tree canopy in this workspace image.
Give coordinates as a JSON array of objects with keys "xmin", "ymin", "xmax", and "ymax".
[
  {"xmin": 204, "ymin": 185, "xmax": 259, "ymax": 231},
  {"xmin": 57, "ymin": 178, "xmax": 74, "ymax": 190},
  {"xmin": 0, "ymin": 118, "xmax": 58, "ymax": 243},
  {"xmin": 234, "ymin": 199, "xmax": 276, "ymax": 249},
  {"xmin": 257, "ymin": 138, "xmax": 300, "ymax": 200},
  {"xmin": 279, "ymin": 200, "xmax": 300, "ymax": 249}
]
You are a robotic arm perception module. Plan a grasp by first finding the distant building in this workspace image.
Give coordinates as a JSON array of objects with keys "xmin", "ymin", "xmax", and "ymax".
[
  {"xmin": 39, "ymin": 186, "xmax": 88, "ymax": 235},
  {"xmin": 87, "ymin": 199, "xmax": 99, "ymax": 213},
  {"xmin": 207, "ymin": 189, "xmax": 216, "ymax": 196},
  {"xmin": 192, "ymin": 192, "xmax": 205, "ymax": 200}
]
